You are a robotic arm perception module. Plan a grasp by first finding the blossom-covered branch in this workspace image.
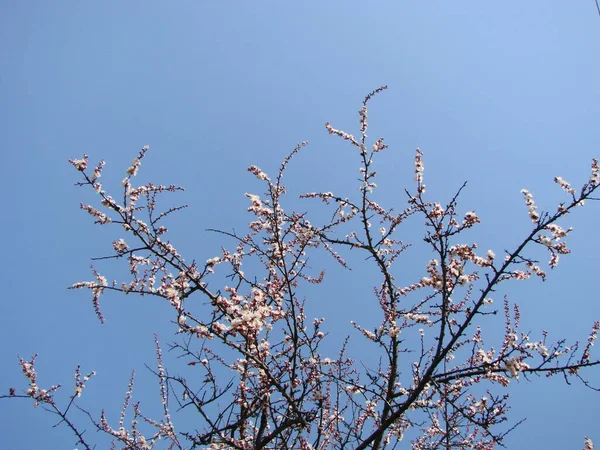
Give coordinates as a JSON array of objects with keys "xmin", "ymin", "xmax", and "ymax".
[{"xmin": 5, "ymin": 88, "xmax": 600, "ymax": 449}]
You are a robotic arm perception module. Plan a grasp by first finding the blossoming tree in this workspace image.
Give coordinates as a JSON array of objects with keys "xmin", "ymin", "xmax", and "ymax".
[{"xmin": 4, "ymin": 87, "xmax": 600, "ymax": 449}]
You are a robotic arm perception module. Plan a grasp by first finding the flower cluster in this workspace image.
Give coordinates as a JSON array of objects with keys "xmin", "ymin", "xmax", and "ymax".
[
  {"xmin": 554, "ymin": 176, "xmax": 576, "ymax": 195},
  {"xmin": 462, "ymin": 210, "xmax": 481, "ymax": 228},
  {"xmin": 535, "ymin": 223, "xmax": 573, "ymax": 268},
  {"xmin": 521, "ymin": 189, "xmax": 540, "ymax": 223},
  {"xmin": 73, "ymin": 365, "xmax": 96, "ymax": 398},
  {"xmin": 590, "ymin": 159, "xmax": 599, "ymax": 185},
  {"xmin": 69, "ymin": 154, "xmax": 88, "ymax": 171},
  {"xmin": 19, "ymin": 355, "xmax": 55, "ymax": 405},
  {"xmin": 325, "ymin": 122, "xmax": 359, "ymax": 147},
  {"xmin": 112, "ymin": 238, "xmax": 129, "ymax": 254},
  {"xmin": 504, "ymin": 357, "xmax": 529, "ymax": 378},
  {"xmin": 414, "ymin": 147, "xmax": 425, "ymax": 190},
  {"xmin": 215, "ymin": 287, "xmax": 286, "ymax": 336}
]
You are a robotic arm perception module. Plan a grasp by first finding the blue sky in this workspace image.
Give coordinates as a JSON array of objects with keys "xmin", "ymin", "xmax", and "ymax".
[{"xmin": 1, "ymin": 1, "xmax": 599, "ymax": 448}]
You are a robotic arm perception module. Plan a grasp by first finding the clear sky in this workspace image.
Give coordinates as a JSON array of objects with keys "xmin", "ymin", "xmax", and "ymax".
[{"xmin": 1, "ymin": 2, "xmax": 599, "ymax": 449}]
